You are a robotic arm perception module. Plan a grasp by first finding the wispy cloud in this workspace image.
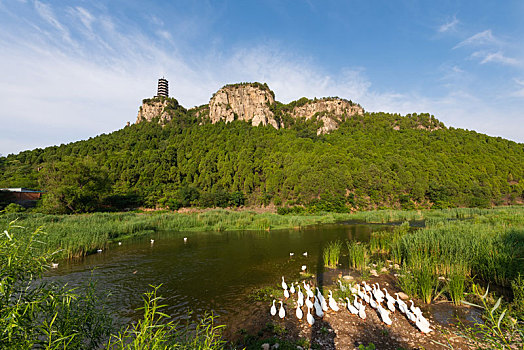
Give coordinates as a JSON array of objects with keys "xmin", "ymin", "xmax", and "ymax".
[
  {"xmin": 438, "ymin": 16, "xmax": 458, "ymax": 33},
  {"xmin": 34, "ymin": 0, "xmax": 73, "ymax": 43},
  {"xmin": 454, "ymin": 29, "xmax": 499, "ymax": 49},
  {"xmin": 70, "ymin": 7, "xmax": 95, "ymax": 31},
  {"xmin": 0, "ymin": 2, "xmax": 522, "ymax": 155},
  {"xmin": 472, "ymin": 51, "xmax": 519, "ymax": 66}
]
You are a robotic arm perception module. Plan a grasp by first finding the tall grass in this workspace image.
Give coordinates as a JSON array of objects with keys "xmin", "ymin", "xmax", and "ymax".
[
  {"xmin": 323, "ymin": 240, "xmax": 342, "ymax": 268},
  {"xmin": 107, "ymin": 285, "xmax": 225, "ymax": 350},
  {"xmin": 0, "ymin": 210, "xmax": 345, "ymax": 259},
  {"xmin": 347, "ymin": 241, "xmax": 368, "ymax": 271},
  {"xmin": 447, "ymin": 264, "xmax": 468, "ymax": 306}
]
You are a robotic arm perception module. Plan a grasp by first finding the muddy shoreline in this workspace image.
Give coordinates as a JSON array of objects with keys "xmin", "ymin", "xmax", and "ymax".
[{"xmin": 224, "ymin": 270, "xmax": 479, "ymax": 349}]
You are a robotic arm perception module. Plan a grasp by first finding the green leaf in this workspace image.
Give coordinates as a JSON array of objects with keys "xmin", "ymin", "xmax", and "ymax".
[
  {"xmin": 461, "ymin": 300, "xmax": 482, "ymax": 308},
  {"xmin": 482, "ymin": 284, "xmax": 489, "ymax": 299},
  {"xmin": 491, "ymin": 297, "xmax": 501, "ymax": 314},
  {"xmin": 497, "ymin": 309, "xmax": 507, "ymax": 329}
]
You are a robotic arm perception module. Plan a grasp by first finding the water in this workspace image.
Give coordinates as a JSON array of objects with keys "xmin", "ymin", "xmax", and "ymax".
[{"xmin": 45, "ymin": 223, "xmax": 384, "ymax": 326}]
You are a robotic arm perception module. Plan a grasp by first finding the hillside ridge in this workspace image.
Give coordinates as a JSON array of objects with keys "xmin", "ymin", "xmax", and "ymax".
[{"xmin": 135, "ymin": 82, "xmax": 443, "ymax": 134}]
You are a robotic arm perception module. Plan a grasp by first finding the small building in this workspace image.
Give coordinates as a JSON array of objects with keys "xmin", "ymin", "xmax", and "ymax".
[
  {"xmin": 157, "ymin": 78, "xmax": 169, "ymax": 97},
  {"xmin": 0, "ymin": 188, "xmax": 44, "ymax": 207}
]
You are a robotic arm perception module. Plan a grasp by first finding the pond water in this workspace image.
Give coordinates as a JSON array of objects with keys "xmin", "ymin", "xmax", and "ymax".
[
  {"xmin": 45, "ymin": 223, "xmax": 387, "ymax": 325},
  {"xmin": 45, "ymin": 221, "xmax": 481, "ymax": 334}
]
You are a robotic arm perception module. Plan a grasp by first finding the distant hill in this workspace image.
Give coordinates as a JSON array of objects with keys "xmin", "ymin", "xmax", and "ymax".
[{"xmin": 0, "ymin": 82, "xmax": 522, "ymax": 213}]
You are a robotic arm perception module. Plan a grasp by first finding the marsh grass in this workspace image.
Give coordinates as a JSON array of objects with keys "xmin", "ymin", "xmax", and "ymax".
[
  {"xmin": 323, "ymin": 240, "xmax": 342, "ymax": 268},
  {"xmin": 106, "ymin": 285, "xmax": 226, "ymax": 350},
  {"xmin": 0, "ymin": 210, "xmax": 344, "ymax": 259},
  {"xmin": 347, "ymin": 241, "xmax": 368, "ymax": 271},
  {"xmin": 447, "ymin": 265, "xmax": 467, "ymax": 306}
]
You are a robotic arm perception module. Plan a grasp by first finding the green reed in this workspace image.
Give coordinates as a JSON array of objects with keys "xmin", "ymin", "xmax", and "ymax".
[
  {"xmin": 447, "ymin": 264, "xmax": 468, "ymax": 306},
  {"xmin": 347, "ymin": 240, "xmax": 368, "ymax": 271},
  {"xmin": 0, "ymin": 210, "xmax": 346, "ymax": 259},
  {"xmin": 323, "ymin": 240, "xmax": 342, "ymax": 268}
]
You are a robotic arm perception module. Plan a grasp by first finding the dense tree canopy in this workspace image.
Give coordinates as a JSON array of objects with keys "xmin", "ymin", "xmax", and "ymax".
[{"xmin": 0, "ymin": 107, "xmax": 522, "ymax": 213}]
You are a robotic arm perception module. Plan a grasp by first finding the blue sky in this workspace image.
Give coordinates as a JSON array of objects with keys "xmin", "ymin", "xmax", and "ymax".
[{"xmin": 1, "ymin": 0, "xmax": 523, "ymax": 155}]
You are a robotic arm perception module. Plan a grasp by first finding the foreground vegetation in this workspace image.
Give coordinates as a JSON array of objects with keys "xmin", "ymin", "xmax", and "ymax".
[
  {"xmin": 0, "ymin": 222, "xmax": 226, "ymax": 349},
  {"xmin": 1, "ymin": 94, "xmax": 522, "ymax": 214},
  {"xmin": 1, "ymin": 206, "xmax": 523, "ymax": 348}
]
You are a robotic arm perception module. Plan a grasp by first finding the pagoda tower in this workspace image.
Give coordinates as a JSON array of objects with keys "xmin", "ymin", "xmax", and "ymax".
[{"xmin": 157, "ymin": 78, "xmax": 169, "ymax": 97}]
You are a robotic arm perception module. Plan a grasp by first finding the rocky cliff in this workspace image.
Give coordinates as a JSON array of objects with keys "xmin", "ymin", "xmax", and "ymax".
[
  {"xmin": 208, "ymin": 83, "xmax": 278, "ymax": 128},
  {"xmin": 289, "ymin": 98, "xmax": 364, "ymax": 134},
  {"xmin": 136, "ymin": 82, "xmax": 365, "ymax": 134},
  {"xmin": 136, "ymin": 97, "xmax": 180, "ymax": 124}
]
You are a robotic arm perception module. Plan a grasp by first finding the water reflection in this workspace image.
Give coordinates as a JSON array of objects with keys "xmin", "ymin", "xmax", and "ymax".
[{"xmin": 45, "ymin": 223, "xmax": 385, "ymax": 325}]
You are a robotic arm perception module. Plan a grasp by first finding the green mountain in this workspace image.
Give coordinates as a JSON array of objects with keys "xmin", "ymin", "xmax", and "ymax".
[{"xmin": 1, "ymin": 83, "xmax": 522, "ymax": 213}]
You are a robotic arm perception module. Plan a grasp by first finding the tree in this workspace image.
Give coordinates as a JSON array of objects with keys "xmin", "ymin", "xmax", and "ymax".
[{"xmin": 39, "ymin": 157, "xmax": 111, "ymax": 213}]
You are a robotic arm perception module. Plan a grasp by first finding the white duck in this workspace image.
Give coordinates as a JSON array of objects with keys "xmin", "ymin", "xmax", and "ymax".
[
  {"xmin": 305, "ymin": 285, "xmax": 315, "ymax": 299},
  {"xmin": 306, "ymin": 306, "xmax": 315, "ymax": 326},
  {"xmin": 406, "ymin": 309, "xmax": 417, "ymax": 323},
  {"xmin": 349, "ymin": 284, "xmax": 358, "ymax": 295},
  {"xmin": 338, "ymin": 280, "xmax": 347, "ymax": 292},
  {"xmin": 384, "ymin": 288, "xmax": 396, "ymax": 304},
  {"xmin": 377, "ymin": 304, "xmax": 392, "ymax": 325},
  {"xmin": 410, "ymin": 300, "xmax": 422, "ymax": 317},
  {"xmin": 284, "ymin": 289, "xmax": 290, "ymax": 299},
  {"xmin": 305, "ymin": 297, "xmax": 314, "ymax": 309},
  {"xmin": 290, "ymin": 283, "xmax": 296, "ymax": 294},
  {"xmin": 328, "ymin": 290, "xmax": 340, "ymax": 312},
  {"xmin": 303, "ymin": 252, "xmax": 308, "ymax": 257},
  {"xmin": 295, "ymin": 303, "xmax": 303, "ymax": 320},
  {"xmin": 375, "ymin": 283, "xmax": 385, "ymax": 300},
  {"xmin": 363, "ymin": 291, "xmax": 371, "ymax": 305},
  {"xmin": 353, "ymin": 295, "xmax": 362, "ymax": 311},
  {"xmin": 416, "ymin": 315, "xmax": 433, "ymax": 333},
  {"xmin": 362, "ymin": 281, "xmax": 372, "ymax": 293},
  {"xmin": 297, "ymin": 286, "xmax": 304, "ymax": 307},
  {"xmin": 316, "ymin": 288, "xmax": 328, "ymax": 312},
  {"xmin": 395, "ymin": 293, "xmax": 408, "ymax": 314},
  {"xmin": 387, "ymin": 298, "xmax": 396, "ymax": 313},
  {"xmin": 368, "ymin": 292, "xmax": 378, "ymax": 309},
  {"xmin": 289, "ymin": 252, "xmax": 294, "ymax": 257},
  {"xmin": 358, "ymin": 303, "xmax": 367, "ymax": 319},
  {"xmin": 357, "ymin": 284, "xmax": 366, "ymax": 300},
  {"xmin": 281, "ymin": 276, "xmax": 288, "ymax": 291},
  {"xmin": 278, "ymin": 301, "xmax": 286, "ymax": 319},
  {"xmin": 313, "ymin": 296, "xmax": 324, "ymax": 318},
  {"xmin": 346, "ymin": 297, "xmax": 359, "ymax": 315},
  {"xmin": 270, "ymin": 300, "xmax": 277, "ymax": 316}
]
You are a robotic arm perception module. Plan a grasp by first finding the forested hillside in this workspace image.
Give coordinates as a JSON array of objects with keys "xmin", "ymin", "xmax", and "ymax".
[{"xmin": 1, "ymin": 102, "xmax": 522, "ymax": 213}]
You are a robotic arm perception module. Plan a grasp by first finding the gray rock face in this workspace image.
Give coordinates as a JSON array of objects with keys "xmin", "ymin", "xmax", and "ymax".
[
  {"xmin": 136, "ymin": 99, "xmax": 173, "ymax": 124},
  {"xmin": 208, "ymin": 84, "xmax": 278, "ymax": 128},
  {"xmin": 291, "ymin": 98, "xmax": 364, "ymax": 134}
]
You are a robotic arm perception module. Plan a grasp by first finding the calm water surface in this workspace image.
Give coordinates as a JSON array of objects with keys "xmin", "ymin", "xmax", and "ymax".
[{"xmin": 46, "ymin": 223, "xmax": 388, "ymax": 325}]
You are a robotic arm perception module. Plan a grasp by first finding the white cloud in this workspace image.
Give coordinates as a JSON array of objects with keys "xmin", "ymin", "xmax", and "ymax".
[
  {"xmin": 471, "ymin": 51, "xmax": 519, "ymax": 66},
  {"xmin": 0, "ymin": 2, "xmax": 523, "ymax": 155},
  {"xmin": 34, "ymin": 0, "xmax": 73, "ymax": 43},
  {"xmin": 71, "ymin": 7, "xmax": 94, "ymax": 31},
  {"xmin": 454, "ymin": 29, "xmax": 499, "ymax": 49},
  {"xmin": 438, "ymin": 16, "xmax": 459, "ymax": 33}
]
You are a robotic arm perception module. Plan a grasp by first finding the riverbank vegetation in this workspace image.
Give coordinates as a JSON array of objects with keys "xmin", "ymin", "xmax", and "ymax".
[
  {"xmin": 1, "ymin": 109, "xmax": 522, "ymax": 214},
  {"xmin": 1, "ymin": 206, "xmax": 522, "ymax": 261},
  {"xmin": 0, "ymin": 223, "xmax": 226, "ymax": 349}
]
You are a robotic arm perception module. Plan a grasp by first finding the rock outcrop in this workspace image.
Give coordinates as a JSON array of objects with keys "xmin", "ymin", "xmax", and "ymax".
[
  {"xmin": 136, "ymin": 83, "xmax": 365, "ymax": 134},
  {"xmin": 136, "ymin": 97, "xmax": 179, "ymax": 124},
  {"xmin": 208, "ymin": 83, "xmax": 278, "ymax": 128},
  {"xmin": 290, "ymin": 98, "xmax": 364, "ymax": 134}
]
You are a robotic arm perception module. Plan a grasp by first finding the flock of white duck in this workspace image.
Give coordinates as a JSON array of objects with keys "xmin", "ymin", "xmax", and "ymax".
[{"xmin": 270, "ymin": 276, "xmax": 433, "ymax": 334}]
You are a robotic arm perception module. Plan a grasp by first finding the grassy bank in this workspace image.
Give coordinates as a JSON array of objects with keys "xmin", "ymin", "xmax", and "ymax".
[
  {"xmin": 1, "ymin": 206, "xmax": 522, "ymax": 260},
  {"xmin": 0, "ymin": 210, "xmax": 347, "ymax": 258}
]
